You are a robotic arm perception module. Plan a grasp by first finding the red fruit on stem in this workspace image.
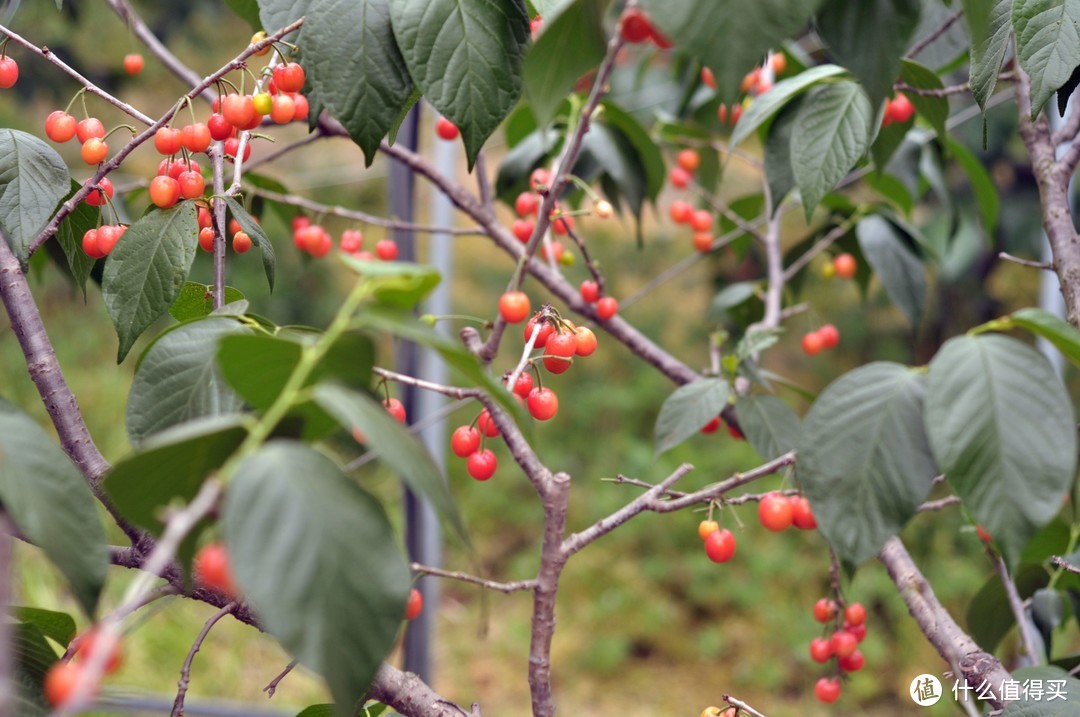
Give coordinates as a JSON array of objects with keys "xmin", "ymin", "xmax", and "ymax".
[
  {"xmin": 676, "ymin": 149, "xmax": 700, "ymax": 173},
  {"xmin": 543, "ymin": 331, "xmax": 576, "ymax": 374},
  {"xmin": 76, "ymin": 118, "xmax": 106, "ymax": 144},
  {"xmin": 801, "ymin": 331, "xmax": 825, "ymax": 356},
  {"xmin": 809, "ymin": 637, "xmax": 833, "ymax": 663},
  {"xmin": 467, "ymin": 449, "xmax": 498, "ymax": 481},
  {"xmin": 512, "ymin": 218, "xmax": 534, "ymax": 243},
  {"xmin": 524, "ymin": 314, "xmax": 555, "ymax": 348},
  {"xmin": 221, "ymin": 94, "xmax": 256, "ymax": 128},
  {"xmin": 232, "ymin": 231, "xmax": 252, "ymax": 253},
  {"xmin": 435, "ymin": 117, "xmax": 459, "ymax": 141},
  {"xmin": 198, "ymin": 227, "xmax": 216, "ymax": 252},
  {"xmin": 96, "ymin": 225, "xmax": 123, "ymax": 255},
  {"xmin": 833, "ymin": 252, "xmax": 857, "ymax": 279},
  {"xmin": 340, "ymin": 228, "xmax": 363, "ymax": 253},
  {"xmin": 690, "ymin": 209, "xmax": 713, "ymax": 232},
  {"xmin": 154, "ymin": 126, "xmax": 182, "ymax": 155},
  {"xmin": 178, "ymin": 170, "xmax": 205, "ymax": 199},
  {"xmin": 790, "ymin": 496, "xmax": 817, "ymax": 530},
  {"xmin": 818, "ymin": 323, "xmax": 840, "ymax": 349},
  {"xmin": 620, "ymin": 8, "xmax": 654, "ymax": 43},
  {"xmin": 123, "ymin": 53, "xmax": 144, "ymax": 76},
  {"xmin": 669, "ymin": 200, "xmax": 693, "ymax": 224},
  {"xmin": 692, "ymin": 232, "xmax": 713, "ymax": 253},
  {"xmin": 698, "ymin": 520, "xmax": 719, "ymax": 540},
  {"xmin": 758, "ymin": 491, "xmax": 794, "ymax": 531},
  {"xmin": 845, "ymin": 622, "xmax": 868, "ymax": 642},
  {"xmin": 44, "ymin": 661, "xmax": 96, "ymax": 708},
  {"xmin": 831, "ymin": 630, "xmax": 858, "ymax": 658},
  {"xmin": 273, "ymin": 62, "xmax": 306, "ymax": 93},
  {"xmin": 478, "ymin": 409, "xmax": 500, "ymax": 437},
  {"xmin": 701, "ymin": 66, "xmax": 716, "ymax": 89},
  {"xmin": 404, "ymin": 588, "xmax": 424, "ymax": 620},
  {"xmin": 527, "ymin": 387, "xmax": 559, "ymax": 421},
  {"xmin": 529, "ymin": 168, "xmax": 552, "ymax": 192},
  {"xmin": 813, "ymin": 598, "xmax": 837, "ymax": 623},
  {"xmin": 291, "ymin": 94, "xmax": 310, "ymax": 120},
  {"xmin": 223, "ymin": 137, "xmax": 252, "ymax": 162},
  {"xmin": 376, "ymin": 239, "xmax": 399, "ymax": 261},
  {"xmin": 82, "ymin": 229, "xmax": 104, "ymax": 259},
  {"xmin": 194, "ymin": 542, "xmax": 238, "ymax": 598},
  {"xmin": 499, "ymin": 291, "xmax": 531, "ymax": 324},
  {"xmin": 704, "ymin": 528, "xmax": 736, "ymax": 563},
  {"xmin": 596, "ymin": 296, "xmax": 618, "ymax": 320},
  {"xmin": 208, "ymin": 113, "xmax": 232, "ymax": 141},
  {"xmin": 815, "ymin": 677, "xmax": 841, "ymax": 704},
  {"xmin": 181, "ymin": 123, "xmax": 212, "ymax": 153},
  {"xmin": 574, "ymin": 326, "xmax": 598, "ymax": 357},
  {"xmin": 844, "ymin": 602, "xmax": 867, "ymax": 626},
  {"xmin": 701, "ymin": 417, "xmax": 721, "ymax": 434},
  {"xmin": 0, "ymin": 57, "xmax": 19, "ymax": 88},
  {"xmin": 888, "ymin": 93, "xmax": 916, "ymax": 124},
  {"xmin": 84, "ymin": 177, "xmax": 114, "ymax": 207},
  {"xmin": 149, "ymin": 176, "xmax": 180, "ymax": 208},
  {"xmin": 45, "ymin": 111, "xmax": 78, "ymax": 143},
  {"xmin": 71, "ymin": 629, "xmax": 123, "ymax": 673},
  {"xmin": 580, "ymin": 280, "xmax": 600, "ymax": 303},
  {"xmin": 384, "ymin": 397, "xmax": 407, "ymax": 423},
  {"xmin": 81, "ymin": 138, "xmax": 108, "ymax": 165},
  {"xmin": 669, "ymin": 166, "xmax": 692, "ymax": 189},
  {"xmin": 838, "ymin": 650, "xmax": 865, "ymax": 672},
  {"xmin": 515, "ymin": 191, "xmax": 540, "ymax": 217},
  {"xmin": 450, "ymin": 425, "xmax": 481, "ymax": 458},
  {"xmin": 270, "ymin": 93, "xmax": 296, "ymax": 124},
  {"xmin": 511, "ymin": 372, "xmax": 534, "ymax": 398}
]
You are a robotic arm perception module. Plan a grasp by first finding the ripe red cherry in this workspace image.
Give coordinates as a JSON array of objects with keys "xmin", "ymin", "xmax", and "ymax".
[
  {"xmin": 758, "ymin": 491, "xmax": 794, "ymax": 531},
  {"xmin": 515, "ymin": 191, "xmax": 540, "ymax": 217},
  {"xmin": 270, "ymin": 93, "xmax": 297, "ymax": 124},
  {"xmin": 123, "ymin": 53, "xmax": 144, "ymax": 76},
  {"xmin": 833, "ymin": 252, "xmax": 857, "ymax": 279},
  {"xmin": 813, "ymin": 598, "xmax": 837, "ymax": 623},
  {"xmin": 669, "ymin": 200, "xmax": 693, "ymax": 224},
  {"xmin": 0, "ymin": 57, "xmax": 17, "ymax": 88},
  {"xmin": 549, "ymin": 212, "xmax": 573, "ymax": 235},
  {"xmin": 698, "ymin": 520, "xmax": 719, "ymax": 540},
  {"xmin": 790, "ymin": 496, "xmax": 817, "ymax": 529},
  {"xmin": 84, "ymin": 177, "xmax": 114, "ymax": 207},
  {"xmin": 154, "ymin": 126, "xmax": 182, "ymax": 155},
  {"xmin": 831, "ymin": 629, "xmax": 858, "ymax": 658},
  {"xmin": 44, "ymin": 661, "xmax": 96, "ymax": 708},
  {"xmin": 704, "ymin": 528, "xmax": 736, "ymax": 563},
  {"xmin": 384, "ymin": 398, "xmax": 407, "ymax": 423},
  {"xmin": 81, "ymin": 138, "xmax": 108, "ymax": 165},
  {"xmin": 701, "ymin": 66, "xmax": 716, "ymax": 89},
  {"xmin": 76, "ymin": 118, "xmax": 106, "ymax": 144},
  {"xmin": 818, "ymin": 323, "xmax": 840, "ymax": 349},
  {"xmin": 844, "ymin": 622, "xmax": 868, "ymax": 642},
  {"xmin": 435, "ymin": 117, "xmax": 459, "ymax": 140},
  {"xmin": 181, "ymin": 123, "xmax": 212, "ymax": 153},
  {"xmin": 669, "ymin": 166, "xmax": 692, "ymax": 189},
  {"xmin": 801, "ymin": 331, "xmax": 825, "ymax": 356},
  {"xmin": 529, "ymin": 168, "xmax": 552, "ymax": 192},
  {"xmin": 692, "ymin": 232, "xmax": 713, "ymax": 253},
  {"xmin": 45, "ymin": 111, "xmax": 78, "ymax": 143},
  {"xmin": 404, "ymin": 588, "xmax": 423, "ymax": 620},
  {"xmin": 81, "ymin": 229, "xmax": 104, "ymax": 259},
  {"xmin": 450, "ymin": 425, "xmax": 481, "ymax": 457},
  {"xmin": 580, "ymin": 280, "xmax": 600, "ymax": 303},
  {"xmin": 512, "ymin": 218, "xmax": 534, "ymax": 243},
  {"xmin": 178, "ymin": 170, "xmax": 205, "ymax": 199},
  {"xmin": 291, "ymin": 94, "xmax": 310, "ymax": 120},
  {"xmin": 477, "ymin": 409, "xmax": 500, "ymax": 437},
  {"xmin": 524, "ymin": 314, "xmax": 555, "ymax": 348},
  {"xmin": 689, "ymin": 209, "xmax": 713, "ymax": 232},
  {"xmin": 223, "ymin": 137, "xmax": 252, "ymax": 162},
  {"xmin": 574, "ymin": 326, "xmax": 598, "ymax": 357},
  {"xmin": 976, "ymin": 524, "xmax": 992, "ymax": 543},
  {"xmin": 809, "ymin": 636, "xmax": 833, "ymax": 663},
  {"xmin": 499, "ymin": 291, "xmax": 531, "ymax": 323},
  {"xmin": 376, "ymin": 240, "xmax": 398, "ymax": 260},
  {"xmin": 511, "ymin": 372, "xmax": 534, "ymax": 398},
  {"xmin": 194, "ymin": 542, "xmax": 238, "ymax": 598},
  {"xmin": 527, "ymin": 387, "xmax": 559, "ymax": 421},
  {"xmin": 467, "ymin": 449, "xmax": 497, "ymax": 481},
  {"xmin": 149, "ymin": 176, "xmax": 181, "ymax": 208},
  {"xmin": 221, "ymin": 94, "xmax": 256, "ymax": 128},
  {"xmin": 676, "ymin": 149, "xmax": 700, "ymax": 173},
  {"xmin": 208, "ymin": 113, "xmax": 233, "ymax": 141},
  {"xmin": 198, "ymin": 227, "xmax": 216, "ymax": 252},
  {"xmin": 96, "ymin": 225, "xmax": 123, "ymax": 255},
  {"xmin": 844, "ymin": 602, "xmax": 867, "ymax": 626},
  {"xmin": 595, "ymin": 296, "xmax": 618, "ymax": 321},
  {"xmin": 887, "ymin": 93, "xmax": 915, "ymax": 124},
  {"xmin": 232, "ymin": 231, "xmax": 252, "ymax": 253},
  {"xmin": 701, "ymin": 417, "xmax": 721, "ymax": 434},
  {"xmin": 620, "ymin": 8, "xmax": 654, "ymax": 43},
  {"xmin": 273, "ymin": 62, "xmax": 306, "ymax": 93},
  {"xmin": 838, "ymin": 649, "xmax": 865, "ymax": 672},
  {"xmin": 815, "ymin": 677, "xmax": 841, "ymax": 704},
  {"xmin": 543, "ymin": 331, "xmax": 577, "ymax": 374}
]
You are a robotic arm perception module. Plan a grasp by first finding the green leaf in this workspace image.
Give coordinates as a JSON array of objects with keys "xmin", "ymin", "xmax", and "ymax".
[
  {"xmin": 11, "ymin": 608, "xmax": 76, "ymax": 646},
  {"xmin": 523, "ymin": 0, "xmax": 608, "ymax": 125},
  {"xmin": 1032, "ymin": 587, "xmax": 1065, "ymax": 656},
  {"xmin": 640, "ymin": 0, "xmax": 823, "ymax": 104},
  {"xmin": 169, "ymin": 283, "xmax": 246, "ymax": 322},
  {"xmin": 899, "ymin": 59, "xmax": 949, "ymax": 140},
  {"xmin": 598, "ymin": 100, "xmax": 665, "ymax": 204},
  {"xmin": 0, "ymin": 129, "xmax": 71, "ymax": 265},
  {"xmin": 226, "ymin": 0, "xmax": 263, "ymax": 29},
  {"xmin": 964, "ymin": 0, "xmax": 996, "ymax": 44},
  {"xmin": 763, "ymin": 101, "xmax": 799, "ymax": 210},
  {"xmin": 654, "ymin": 378, "xmax": 730, "ymax": 457},
  {"xmin": 14, "ymin": 623, "xmax": 57, "ymax": 717},
  {"xmin": 296, "ymin": 707, "xmax": 336, "ymax": 717},
  {"xmin": 967, "ymin": 563, "xmax": 1049, "ymax": 653},
  {"xmin": 926, "ymin": 335, "xmax": 1078, "ymax": 568},
  {"xmin": 1004, "ymin": 666, "xmax": 1080, "ymax": 714},
  {"xmin": 390, "ymin": 0, "xmax": 531, "ymax": 169},
  {"xmin": 102, "ymin": 203, "xmax": 200, "ymax": 362},
  {"xmin": 258, "ymin": 0, "xmax": 310, "ymax": 39},
  {"xmin": 107, "ymin": 415, "xmax": 249, "ymax": 535},
  {"xmin": 224, "ymin": 441, "xmax": 410, "ymax": 715},
  {"xmin": 314, "ymin": 384, "xmax": 467, "ymax": 543},
  {"xmin": 856, "ymin": 215, "xmax": 926, "ymax": 326},
  {"xmin": 300, "ymin": 0, "xmax": 415, "ymax": 166},
  {"xmin": 126, "ymin": 317, "xmax": 250, "ymax": 446},
  {"xmin": 791, "ymin": 82, "xmax": 874, "ymax": 219},
  {"xmin": 946, "ymin": 136, "xmax": 999, "ymax": 235},
  {"xmin": 579, "ymin": 124, "xmax": 648, "ymax": 221},
  {"xmin": 815, "ymin": 0, "xmax": 922, "ymax": 112},
  {"xmin": 54, "ymin": 180, "xmax": 98, "ymax": 297},
  {"xmin": 340, "ymin": 256, "xmax": 441, "ymax": 309},
  {"xmin": 797, "ymin": 363, "xmax": 938, "ymax": 565},
  {"xmin": 711, "ymin": 282, "xmax": 758, "ymax": 314},
  {"xmin": 1008, "ymin": 307, "xmax": 1080, "ymax": 367},
  {"xmin": 730, "ymin": 64, "xmax": 847, "ymax": 146},
  {"xmin": 0, "ymin": 399, "xmax": 108, "ymax": 615},
  {"xmin": 970, "ymin": 0, "xmax": 1013, "ymax": 109},
  {"xmin": 224, "ymin": 198, "xmax": 275, "ymax": 291},
  {"xmin": 1013, "ymin": 0, "xmax": 1080, "ymax": 118},
  {"xmin": 735, "ymin": 394, "xmax": 800, "ymax": 461}
]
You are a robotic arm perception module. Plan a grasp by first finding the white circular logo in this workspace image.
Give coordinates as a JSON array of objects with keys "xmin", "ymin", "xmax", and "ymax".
[{"xmin": 910, "ymin": 674, "xmax": 943, "ymax": 706}]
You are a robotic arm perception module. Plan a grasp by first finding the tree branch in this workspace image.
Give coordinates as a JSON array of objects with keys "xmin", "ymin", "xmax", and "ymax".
[
  {"xmin": 410, "ymin": 564, "xmax": 537, "ymax": 594},
  {"xmin": 171, "ymin": 602, "xmax": 237, "ymax": 717},
  {"xmin": 103, "ymin": 0, "xmax": 210, "ymax": 100},
  {"xmin": 992, "ymin": 552, "xmax": 1041, "ymax": 664}
]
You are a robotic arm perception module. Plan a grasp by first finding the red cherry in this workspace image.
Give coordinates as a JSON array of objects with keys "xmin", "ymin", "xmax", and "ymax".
[
  {"xmin": 701, "ymin": 417, "xmax": 721, "ymax": 434},
  {"xmin": 149, "ymin": 176, "xmax": 180, "ymax": 208},
  {"xmin": 595, "ymin": 296, "xmax": 618, "ymax": 321},
  {"xmin": 232, "ymin": 231, "xmax": 252, "ymax": 253},
  {"xmin": 154, "ymin": 126, "xmax": 182, "ymax": 156},
  {"xmin": 844, "ymin": 622, "xmax": 868, "ymax": 642},
  {"xmin": 689, "ymin": 209, "xmax": 713, "ymax": 232},
  {"xmin": 801, "ymin": 331, "xmax": 825, "ymax": 356},
  {"xmin": 384, "ymin": 398, "xmax": 407, "ymax": 423},
  {"xmin": 83, "ymin": 177, "xmax": 114, "ymax": 207},
  {"xmin": 524, "ymin": 314, "xmax": 555, "ymax": 348},
  {"xmin": 194, "ymin": 542, "xmax": 238, "ymax": 598},
  {"xmin": 477, "ymin": 409, "xmax": 500, "ymax": 437},
  {"xmin": 81, "ymin": 138, "xmax": 108, "ymax": 165},
  {"xmin": 181, "ymin": 123, "xmax": 212, "ymax": 154},
  {"xmin": 529, "ymin": 168, "xmax": 552, "ymax": 192},
  {"xmin": 838, "ymin": 650, "xmax": 865, "ymax": 672},
  {"xmin": 273, "ymin": 62, "xmax": 306, "ymax": 93},
  {"xmin": 809, "ymin": 637, "xmax": 833, "ymax": 663},
  {"xmin": 730, "ymin": 105, "xmax": 743, "ymax": 126},
  {"xmin": 815, "ymin": 677, "xmax": 841, "ymax": 704},
  {"xmin": 620, "ymin": 8, "xmax": 654, "ymax": 43},
  {"xmin": 844, "ymin": 602, "xmax": 867, "ymax": 626},
  {"xmin": 818, "ymin": 323, "xmax": 840, "ymax": 349},
  {"xmin": 435, "ymin": 117, "xmax": 459, "ymax": 141},
  {"xmin": 221, "ymin": 94, "xmax": 256, "ymax": 128},
  {"xmin": 574, "ymin": 326, "xmax": 598, "ymax": 357},
  {"xmin": 295, "ymin": 225, "xmax": 324, "ymax": 254},
  {"xmin": 291, "ymin": 93, "xmax": 310, "ymax": 121},
  {"xmin": 813, "ymin": 598, "xmax": 837, "ymax": 623},
  {"xmin": 704, "ymin": 528, "xmax": 736, "ymax": 563},
  {"xmin": 0, "ymin": 57, "xmax": 18, "ymax": 88},
  {"xmin": 499, "ymin": 291, "xmax": 531, "ymax": 324},
  {"xmin": 515, "ymin": 192, "xmax": 540, "ymax": 217},
  {"xmin": 580, "ymin": 280, "xmax": 600, "ymax": 303},
  {"xmin": 669, "ymin": 200, "xmax": 693, "ymax": 224},
  {"xmin": 178, "ymin": 170, "xmax": 205, "ymax": 200},
  {"xmin": 81, "ymin": 229, "xmax": 104, "ymax": 259},
  {"xmin": 831, "ymin": 630, "xmax": 858, "ymax": 658},
  {"xmin": 758, "ymin": 492, "xmax": 794, "ymax": 532},
  {"xmin": 123, "ymin": 53, "xmax": 144, "ymax": 76},
  {"xmin": 669, "ymin": 166, "xmax": 692, "ymax": 189},
  {"xmin": 511, "ymin": 372, "xmax": 534, "ymax": 398},
  {"xmin": 404, "ymin": 588, "xmax": 423, "ymax": 620},
  {"xmin": 512, "ymin": 218, "xmax": 534, "ymax": 243},
  {"xmin": 549, "ymin": 212, "xmax": 574, "ymax": 235},
  {"xmin": 526, "ymin": 387, "xmax": 559, "ymax": 421},
  {"xmin": 692, "ymin": 232, "xmax": 713, "ymax": 253},
  {"xmin": 223, "ymin": 137, "xmax": 252, "ymax": 162},
  {"xmin": 270, "ymin": 93, "xmax": 297, "ymax": 124},
  {"xmin": 701, "ymin": 66, "xmax": 716, "ymax": 89},
  {"xmin": 790, "ymin": 496, "xmax": 817, "ymax": 530},
  {"xmin": 76, "ymin": 118, "xmax": 106, "ymax": 144},
  {"xmin": 717, "ymin": 103, "xmax": 729, "ymax": 125},
  {"xmin": 833, "ymin": 252, "xmax": 857, "ymax": 279},
  {"xmin": 340, "ymin": 228, "xmax": 363, "ymax": 253},
  {"xmin": 375, "ymin": 239, "xmax": 399, "ymax": 260},
  {"xmin": 207, "ymin": 113, "xmax": 233, "ymax": 141},
  {"xmin": 466, "ymin": 449, "xmax": 497, "ymax": 481},
  {"xmin": 198, "ymin": 227, "xmax": 216, "ymax": 252},
  {"xmin": 543, "ymin": 331, "xmax": 577, "ymax": 374},
  {"xmin": 45, "ymin": 111, "xmax": 78, "ymax": 143},
  {"xmin": 44, "ymin": 661, "xmax": 96, "ymax": 708},
  {"xmin": 888, "ymin": 93, "xmax": 916, "ymax": 124},
  {"xmin": 96, "ymin": 225, "xmax": 123, "ymax": 255},
  {"xmin": 676, "ymin": 149, "xmax": 700, "ymax": 173},
  {"xmin": 450, "ymin": 425, "xmax": 481, "ymax": 457}
]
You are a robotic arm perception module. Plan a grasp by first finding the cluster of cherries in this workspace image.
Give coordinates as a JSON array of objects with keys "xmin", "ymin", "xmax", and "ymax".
[
  {"xmin": 702, "ymin": 53, "xmax": 788, "ymax": 128},
  {"xmin": 697, "ymin": 490, "xmax": 817, "ymax": 564},
  {"xmin": 800, "ymin": 253, "xmax": 858, "ymax": 355},
  {"xmin": 809, "ymin": 598, "xmax": 869, "ymax": 703},
  {"xmin": 665, "ymin": 149, "xmax": 718, "ymax": 254},
  {"xmin": 290, "ymin": 216, "xmax": 398, "ymax": 260},
  {"xmin": 510, "ymin": 168, "xmax": 583, "ymax": 264}
]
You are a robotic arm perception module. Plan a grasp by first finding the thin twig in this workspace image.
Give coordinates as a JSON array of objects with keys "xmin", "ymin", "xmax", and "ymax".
[
  {"xmin": 262, "ymin": 659, "xmax": 299, "ymax": 698},
  {"xmin": 906, "ymin": 9, "xmax": 965, "ymax": 59},
  {"xmin": 723, "ymin": 694, "xmax": 768, "ymax": 717},
  {"xmin": 782, "ymin": 221, "xmax": 852, "ymax": 282},
  {"xmin": 999, "ymin": 252, "xmax": 1053, "ymax": 270},
  {"xmin": 1052, "ymin": 556, "xmax": 1080, "ymax": 575},
  {"xmin": 171, "ymin": 602, "xmax": 237, "ymax": 716},
  {"xmin": 993, "ymin": 551, "xmax": 1042, "ymax": 664},
  {"xmin": 104, "ymin": 0, "xmax": 209, "ymax": 99},
  {"xmin": 916, "ymin": 496, "xmax": 961, "ymax": 512},
  {"xmin": 410, "ymin": 564, "xmax": 537, "ymax": 594},
  {"xmin": 475, "ymin": 152, "xmax": 493, "ymax": 210}
]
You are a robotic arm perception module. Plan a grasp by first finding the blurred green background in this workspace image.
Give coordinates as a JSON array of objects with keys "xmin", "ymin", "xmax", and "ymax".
[{"xmin": 0, "ymin": 1, "xmax": 1074, "ymax": 715}]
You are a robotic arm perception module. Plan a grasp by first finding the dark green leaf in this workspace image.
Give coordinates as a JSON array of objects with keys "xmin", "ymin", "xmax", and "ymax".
[
  {"xmin": 523, "ymin": 0, "xmax": 608, "ymax": 125},
  {"xmin": 730, "ymin": 64, "xmax": 846, "ymax": 146},
  {"xmin": 1013, "ymin": 0, "xmax": 1080, "ymax": 118},
  {"xmin": 390, "ymin": 0, "xmax": 531, "ymax": 168},
  {"xmin": 12, "ymin": 608, "xmax": 76, "ymax": 646},
  {"xmin": 967, "ymin": 563, "xmax": 1049, "ymax": 653},
  {"xmin": 946, "ymin": 136, "xmax": 999, "ymax": 235},
  {"xmin": 127, "ymin": 317, "xmax": 250, "ymax": 446},
  {"xmin": 856, "ymin": 215, "xmax": 926, "ymax": 326},
  {"xmin": 711, "ymin": 282, "xmax": 758, "ymax": 313},
  {"xmin": 0, "ymin": 129, "xmax": 70, "ymax": 265},
  {"xmin": 224, "ymin": 441, "xmax": 410, "ymax": 715},
  {"xmin": 226, "ymin": 0, "xmax": 263, "ymax": 29},
  {"xmin": 736, "ymin": 394, "xmax": 800, "ymax": 460},
  {"xmin": 258, "ymin": 0, "xmax": 310, "ymax": 39},
  {"xmin": 964, "ymin": 0, "xmax": 995, "ymax": 44},
  {"xmin": 1004, "ymin": 666, "xmax": 1080, "ymax": 714},
  {"xmin": 970, "ymin": 0, "xmax": 1013, "ymax": 109},
  {"xmin": 865, "ymin": 172, "xmax": 915, "ymax": 214},
  {"xmin": 107, "ymin": 415, "xmax": 249, "ymax": 535},
  {"xmin": 340, "ymin": 256, "xmax": 441, "ymax": 309},
  {"xmin": 926, "ymin": 335, "xmax": 1078, "ymax": 569},
  {"xmin": 169, "ymin": 283, "xmax": 246, "ymax": 322},
  {"xmin": 763, "ymin": 101, "xmax": 799, "ymax": 210},
  {"xmin": 798, "ymin": 363, "xmax": 937, "ymax": 565},
  {"xmin": 899, "ymin": 59, "xmax": 949, "ymax": 139},
  {"xmin": 102, "ymin": 204, "xmax": 199, "ymax": 362},
  {"xmin": 296, "ymin": 707, "xmax": 336, "ymax": 717},
  {"xmin": 0, "ymin": 399, "xmax": 108, "ymax": 615},
  {"xmin": 54, "ymin": 180, "xmax": 98, "ymax": 297},
  {"xmin": 640, "ymin": 0, "xmax": 823, "ymax": 104},
  {"xmin": 314, "ymin": 384, "xmax": 466, "ymax": 543},
  {"xmin": 13, "ymin": 623, "xmax": 56, "ymax": 717},
  {"xmin": 791, "ymin": 82, "xmax": 874, "ymax": 219},
  {"xmin": 224, "ymin": 198, "xmax": 275, "ymax": 291},
  {"xmin": 815, "ymin": 0, "xmax": 922, "ymax": 112},
  {"xmin": 1009, "ymin": 307, "xmax": 1080, "ymax": 368},
  {"xmin": 495, "ymin": 128, "xmax": 559, "ymax": 201},
  {"xmin": 654, "ymin": 378, "xmax": 730, "ymax": 456},
  {"xmin": 579, "ymin": 124, "xmax": 647, "ymax": 219},
  {"xmin": 598, "ymin": 100, "xmax": 665, "ymax": 204}
]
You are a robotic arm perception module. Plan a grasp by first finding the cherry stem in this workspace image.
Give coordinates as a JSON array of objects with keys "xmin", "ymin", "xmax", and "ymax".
[
  {"xmin": 562, "ymin": 223, "xmax": 604, "ymax": 296},
  {"xmin": 102, "ymin": 124, "xmax": 138, "ymax": 140},
  {"xmin": 63, "ymin": 89, "xmax": 85, "ymax": 116}
]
